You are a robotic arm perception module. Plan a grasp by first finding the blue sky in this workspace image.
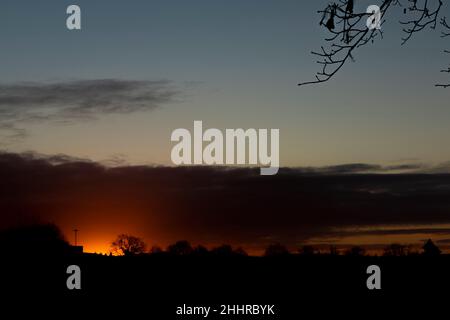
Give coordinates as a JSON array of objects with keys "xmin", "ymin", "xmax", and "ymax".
[{"xmin": 0, "ymin": 0, "xmax": 449, "ymax": 167}]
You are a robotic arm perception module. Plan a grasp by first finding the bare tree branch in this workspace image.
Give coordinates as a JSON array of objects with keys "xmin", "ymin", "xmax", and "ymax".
[
  {"xmin": 436, "ymin": 17, "xmax": 450, "ymax": 87},
  {"xmin": 440, "ymin": 17, "xmax": 450, "ymax": 37},
  {"xmin": 300, "ymin": 0, "xmax": 449, "ymax": 88},
  {"xmin": 436, "ymin": 49, "xmax": 450, "ymax": 88},
  {"xmin": 299, "ymin": 0, "xmax": 395, "ymax": 86},
  {"xmin": 400, "ymin": 0, "xmax": 443, "ymax": 45}
]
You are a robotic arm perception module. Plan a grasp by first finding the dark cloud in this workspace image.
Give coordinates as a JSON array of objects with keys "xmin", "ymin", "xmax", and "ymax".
[
  {"xmin": 291, "ymin": 163, "xmax": 427, "ymax": 174},
  {"xmin": 19, "ymin": 151, "xmax": 93, "ymax": 165},
  {"xmin": 421, "ymin": 161, "xmax": 450, "ymax": 174},
  {"xmin": 0, "ymin": 79, "xmax": 178, "ymax": 142},
  {"xmin": 324, "ymin": 228, "xmax": 450, "ymax": 238},
  {"xmin": 1, "ymin": 152, "xmax": 450, "ymax": 250},
  {"xmin": 0, "ymin": 123, "xmax": 28, "ymax": 142}
]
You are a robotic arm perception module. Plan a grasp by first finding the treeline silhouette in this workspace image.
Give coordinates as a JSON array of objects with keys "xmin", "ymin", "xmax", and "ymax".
[
  {"xmin": 111, "ymin": 234, "xmax": 249, "ymax": 257},
  {"xmin": 2, "ymin": 222, "xmax": 450, "ymax": 304},
  {"xmin": 0, "ymin": 223, "xmax": 70, "ymax": 256},
  {"xmin": 111, "ymin": 235, "xmax": 442, "ymax": 258},
  {"xmin": 0, "ymin": 223, "xmax": 444, "ymax": 257}
]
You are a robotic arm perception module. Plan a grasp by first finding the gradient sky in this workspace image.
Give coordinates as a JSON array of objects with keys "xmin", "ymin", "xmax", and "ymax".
[
  {"xmin": 0, "ymin": 0, "xmax": 449, "ymax": 167},
  {"xmin": 0, "ymin": 1, "xmax": 450, "ymax": 254},
  {"xmin": 2, "ymin": 154, "xmax": 450, "ymax": 254}
]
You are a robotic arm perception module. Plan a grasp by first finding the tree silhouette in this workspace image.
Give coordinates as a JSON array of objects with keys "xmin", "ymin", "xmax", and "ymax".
[
  {"xmin": 264, "ymin": 243, "xmax": 290, "ymax": 257},
  {"xmin": 299, "ymin": 245, "xmax": 317, "ymax": 256},
  {"xmin": 299, "ymin": 0, "xmax": 449, "ymax": 88},
  {"xmin": 345, "ymin": 246, "xmax": 366, "ymax": 256},
  {"xmin": 383, "ymin": 243, "xmax": 407, "ymax": 256},
  {"xmin": 329, "ymin": 245, "xmax": 339, "ymax": 255},
  {"xmin": 422, "ymin": 239, "xmax": 441, "ymax": 256},
  {"xmin": 234, "ymin": 247, "xmax": 249, "ymax": 257},
  {"xmin": 210, "ymin": 244, "xmax": 248, "ymax": 257},
  {"xmin": 111, "ymin": 234, "xmax": 147, "ymax": 256},
  {"xmin": 149, "ymin": 245, "xmax": 163, "ymax": 254},
  {"xmin": 167, "ymin": 240, "xmax": 193, "ymax": 256},
  {"xmin": 211, "ymin": 244, "xmax": 234, "ymax": 256},
  {"xmin": 192, "ymin": 245, "xmax": 209, "ymax": 256},
  {"xmin": 0, "ymin": 223, "xmax": 69, "ymax": 255}
]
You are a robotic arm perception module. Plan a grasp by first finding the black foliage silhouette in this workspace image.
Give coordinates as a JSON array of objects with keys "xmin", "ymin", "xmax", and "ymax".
[
  {"xmin": 0, "ymin": 223, "xmax": 70, "ymax": 255},
  {"xmin": 167, "ymin": 240, "xmax": 194, "ymax": 256},
  {"xmin": 300, "ymin": 0, "xmax": 449, "ymax": 88},
  {"xmin": 264, "ymin": 243, "xmax": 290, "ymax": 257},
  {"xmin": 423, "ymin": 239, "xmax": 441, "ymax": 255},
  {"xmin": 111, "ymin": 234, "xmax": 147, "ymax": 256}
]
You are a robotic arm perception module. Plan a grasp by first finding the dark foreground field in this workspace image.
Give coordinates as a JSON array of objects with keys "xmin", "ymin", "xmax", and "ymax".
[{"xmin": 2, "ymin": 253, "xmax": 449, "ymax": 317}]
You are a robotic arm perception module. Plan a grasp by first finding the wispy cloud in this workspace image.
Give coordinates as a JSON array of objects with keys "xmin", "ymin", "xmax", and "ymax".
[
  {"xmin": 287, "ymin": 162, "xmax": 450, "ymax": 174},
  {"xmin": 0, "ymin": 79, "xmax": 179, "ymax": 143},
  {"xmin": 324, "ymin": 227, "xmax": 450, "ymax": 238}
]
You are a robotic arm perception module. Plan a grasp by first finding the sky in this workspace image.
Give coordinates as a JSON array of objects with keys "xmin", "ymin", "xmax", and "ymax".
[
  {"xmin": 0, "ymin": 0, "xmax": 448, "ymax": 167},
  {"xmin": 2, "ymin": 153, "xmax": 450, "ymax": 254},
  {"xmin": 0, "ymin": 0, "xmax": 449, "ymax": 254}
]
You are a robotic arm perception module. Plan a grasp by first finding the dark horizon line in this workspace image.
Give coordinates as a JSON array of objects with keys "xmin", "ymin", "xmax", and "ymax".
[{"xmin": 3, "ymin": 150, "xmax": 450, "ymax": 175}]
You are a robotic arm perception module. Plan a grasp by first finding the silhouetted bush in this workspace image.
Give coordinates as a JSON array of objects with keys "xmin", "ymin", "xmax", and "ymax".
[
  {"xmin": 0, "ymin": 223, "xmax": 70, "ymax": 255},
  {"xmin": 234, "ymin": 247, "xmax": 248, "ymax": 256},
  {"xmin": 299, "ymin": 245, "xmax": 317, "ymax": 256},
  {"xmin": 192, "ymin": 245, "xmax": 209, "ymax": 256},
  {"xmin": 264, "ymin": 243, "xmax": 289, "ymax": 257},
  {"xmin": 211, "ymin": 244, "xmax": 234, "ymax": 256},
  {"xmin": 149, "ymin": 246, "xmax": 163, "ymax": 254},
  {"xmin": 423, "ymin": 239, "xmax": 441, "ymax": 256},
  {"xmin": 383, "ymin": 243, "xmax": 407, "ymax": 256},
  {"xmin": 167, "ymin": 240, "xmax": 193, "ymax": 256},
  {"xmin": 345, "ymin": 246, "xmax": 365, "ymax": 257},
  {"xmin": 329, "ymin": 245, "xmax": 339, "ymax": 256}
]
